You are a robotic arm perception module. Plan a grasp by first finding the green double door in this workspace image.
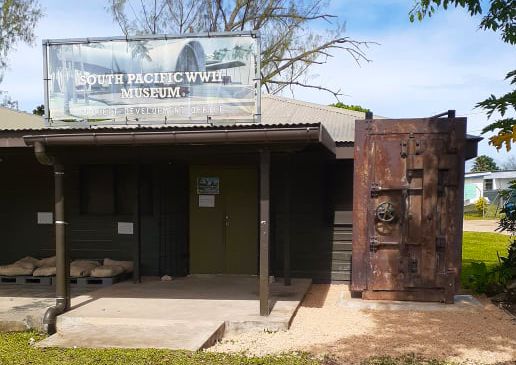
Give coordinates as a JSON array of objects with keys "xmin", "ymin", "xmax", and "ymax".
[{"xmin": 189, "ymin": 166, "xmax": 258, "ymax": 274}]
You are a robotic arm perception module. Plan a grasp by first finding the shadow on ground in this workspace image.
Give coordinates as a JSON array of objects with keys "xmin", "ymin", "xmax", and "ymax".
[{"xmin": 308, "ymin": 288, "xmax": 516, "ymax": 364}]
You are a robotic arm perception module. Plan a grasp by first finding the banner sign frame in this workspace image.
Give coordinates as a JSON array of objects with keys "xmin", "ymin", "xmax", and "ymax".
[{"xmin": 42, "ymin": 31, "xmax": 261, "ymax": 127}]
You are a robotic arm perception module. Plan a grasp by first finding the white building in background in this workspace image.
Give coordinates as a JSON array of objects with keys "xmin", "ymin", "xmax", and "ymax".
[{"xmin": 464, "ymin": 170, "xmax": 516, "ymax": 205}]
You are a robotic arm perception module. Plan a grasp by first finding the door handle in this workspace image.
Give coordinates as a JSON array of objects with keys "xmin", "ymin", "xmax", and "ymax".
[{"xmin": 225, "ymin": 215, "xmax": 230, "ymax": 227}]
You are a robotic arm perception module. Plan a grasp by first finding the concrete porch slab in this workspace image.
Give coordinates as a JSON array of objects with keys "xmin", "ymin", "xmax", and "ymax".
[
  {"xmin": 0, "ymin": 286, "xmax": 93, "ymax": 332},
  {"xmin": 38, "ymin": 319, "xmax": 226, "ymax": 351},
  {"xmin": 38, "ymin": 276, "xmax": 311, "ymax": 350}
]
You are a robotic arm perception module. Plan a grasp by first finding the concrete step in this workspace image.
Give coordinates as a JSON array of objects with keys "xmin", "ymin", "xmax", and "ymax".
[{"xmin": 37, "ymin": 316, "xmax": 225, "ymax": 351}]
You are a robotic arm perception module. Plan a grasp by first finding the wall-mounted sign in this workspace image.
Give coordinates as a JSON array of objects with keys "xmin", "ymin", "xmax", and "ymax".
[
  {"xmin": 37, "ymin": 212, "xmax": 53, "ymax": 225},
  {"xmin": 197, "ymin": 177, "xmax": 220, "ymax": 194},
  {"xmin": 117, "ymin": 222, "xmax": 134, "ymax": 235},
  {"xmin": 198, "ymin": 195, "xmax": 215, "ymax": 208},
  {"xmin": 43, "ymin": 32, "xmax": 259, "ymax": 126}
]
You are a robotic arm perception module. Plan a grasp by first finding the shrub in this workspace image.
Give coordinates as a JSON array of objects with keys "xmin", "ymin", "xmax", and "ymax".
[{"xmin": 475, "ymin": 197, "xmax": 488, "ymax": 215}]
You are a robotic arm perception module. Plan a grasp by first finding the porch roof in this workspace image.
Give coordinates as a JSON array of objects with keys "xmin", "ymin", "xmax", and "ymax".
[
  {"xmin": 0, "ymin": 95, "xmax": 362, "ymax": 144},
  {"xmin": 22, "ymin": 123, "xmax": 336, "ymax": 154}
]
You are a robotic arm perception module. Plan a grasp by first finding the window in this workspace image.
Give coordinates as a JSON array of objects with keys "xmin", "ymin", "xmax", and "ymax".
[{"xmin": 484, "ymin": 179, "xmax": 493, "ymax": 191}]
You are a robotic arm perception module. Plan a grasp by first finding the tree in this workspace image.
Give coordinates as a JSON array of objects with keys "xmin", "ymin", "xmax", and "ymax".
[
  {"xmin": 32, "ymin": 104, "xmax": 44, "ymax": 116},
  {"xmin": 471, "ymin": 155, "xmax": 500, "ymax": 172},
  {"xmin": 330, "ymin": 102, "xmax": 370, "ymax": 113},
  {"xmin": 0, "ymin": 90, "xmax": 18, "ymax": 109},
  {"xmin": 502, "ymin": 155, "xmax": 516, "ymax": 170},
  {"xmin": 0, "ymin": 0, "xmax": 43, "ymax": 80},
  {"xmin": 410, "ymin": 0, "xmax": 516, "ymax": 151},
  {"xmin": 107, "ymin": 0, "xmax": 371, "ymax": 99}
]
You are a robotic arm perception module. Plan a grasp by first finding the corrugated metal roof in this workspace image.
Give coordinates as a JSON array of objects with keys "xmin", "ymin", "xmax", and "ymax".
[
  {"xmin": 0, "ymin": 107, "xmax": 45, "ymax": 130},
  {"xmin": 0, "ymin": 95, "xmax": 362, "ymax": 142},
  {"xmin": 261, "ymin": 94, "xmax": 363, "ymax": 142}
]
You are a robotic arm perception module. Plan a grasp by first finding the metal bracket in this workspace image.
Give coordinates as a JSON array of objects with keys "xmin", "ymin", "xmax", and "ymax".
[
  {"xmin": 400, "ymin": 140, "xmax": 408, "ymax": 158},
  {"xmin": 370, "ymin": 183, "xmax": 381, "ymax": 198},
  {"xmin": 408, "ymin": 257, "xmax": 418, "ymax": 274},
  {"xmin": 369, "ymin": 236, "xmax": 379, "ymax": 252},
  {"xmin": 436, "ymin": 236, "xmax": 446, "ymax": 249},
  {"xmin": 415, "ymin": 140, "xmax": 422, "ymax": 155}
]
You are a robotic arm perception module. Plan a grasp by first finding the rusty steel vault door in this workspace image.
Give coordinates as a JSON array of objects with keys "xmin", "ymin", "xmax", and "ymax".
[{"xmin": 351, "ymin": 117, "xmax": 467, "ymax": 303}]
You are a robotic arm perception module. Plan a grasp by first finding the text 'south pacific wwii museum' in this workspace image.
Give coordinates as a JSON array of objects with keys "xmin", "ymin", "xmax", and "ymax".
[{"xmin": 0, "ymin": 32, "xmax": 481, "ymax": 342}]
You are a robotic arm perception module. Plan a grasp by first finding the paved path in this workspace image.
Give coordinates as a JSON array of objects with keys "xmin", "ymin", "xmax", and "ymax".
[{"xmin": 463, "ymin": 219, "xmax": 509, "ymax": 234}]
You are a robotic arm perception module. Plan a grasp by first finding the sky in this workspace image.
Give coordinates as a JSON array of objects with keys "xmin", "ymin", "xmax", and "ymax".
[{"xmin": 1, "ymin": 0, "xmax": 515, "ymax": 168}]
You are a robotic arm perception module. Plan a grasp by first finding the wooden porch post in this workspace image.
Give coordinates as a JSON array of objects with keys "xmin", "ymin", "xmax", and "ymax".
[
  {"xmin": 133, "ymin": 165, "xmax": 142, "ymax": 283},
  {"xmin": 54, "ymin": 163, "xmax": 70, "ymax": 310},
  {"xmin": 283, "ymin": 154, "xmax": 291, "ymax": 286},
  {"xmin": 260, "ymin": 150, "xmax": 271, "ymax": 316}
]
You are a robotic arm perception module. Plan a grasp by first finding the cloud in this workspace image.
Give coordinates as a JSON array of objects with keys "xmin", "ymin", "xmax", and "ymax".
[
  {"xmin": 0, "ymin": 0, "xmax": 119, "ymax": 111},
  {"xmin": 286, "ymin": 5, "xmax": 516, "ymax": 164}
]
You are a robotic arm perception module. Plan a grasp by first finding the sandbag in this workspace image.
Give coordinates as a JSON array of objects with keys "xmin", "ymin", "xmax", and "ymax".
[
  {"xmin": 91, "ymin": 265, "xmax": 124, "ymax": 278},
  {"xmin": 103, "ymin": 258, "xmax": 134, "ymax": 273},
  {"xmin": 15, "ymin": 256, "xmax": 39, "ymax": 267},
  {"xmin": 37, "ymin": 256, "xmax": 56, "ymax": 268},
  {"xmin": 33, "ymin": 266, "xmax": 56, "ymax": 277},
  {"xmin": 0, "ymin": 263, "xmax": 35, "ymax": 276},
  {"xmin": 70, "ymin": 260, "xmax": 99, "ymax": 277}
]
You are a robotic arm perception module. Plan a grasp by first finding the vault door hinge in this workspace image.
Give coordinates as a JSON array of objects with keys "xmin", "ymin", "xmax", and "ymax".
[{"xmin": 369, "ymin": 236, "xmax": 379, "ymax": 252}]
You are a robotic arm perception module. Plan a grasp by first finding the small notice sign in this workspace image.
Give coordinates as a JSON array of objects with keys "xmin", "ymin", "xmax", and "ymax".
[
  {"xmin": 118, "ymin": 222, "xmax": 134, "ymax": 235},
  {"xmin": 37, "ymin": 212, "xmax": 53, "ymax": 225},
  {"xmin": 198, "ymin": 195, "xmax": 215, "ymax": 208},
  {"xmin": 197, "ymin": 177, "xmax": 220, "ymax": 194}
]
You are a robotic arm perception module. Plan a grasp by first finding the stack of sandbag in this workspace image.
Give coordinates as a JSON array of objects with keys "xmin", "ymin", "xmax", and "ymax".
[
  {"xmin": 32, "ymin": 256, "xmax": 57, "ymax": 277},
  {"xmin": 91, "ymin": 258, "xmax": 134, "ymax": 278},
  {"xmin": 70, "ymin": 260, "xmax": 99, "ymax": 277},
  {"xmin": 0, "ymin": 256, "xmax": 39, "ymax": 276}
]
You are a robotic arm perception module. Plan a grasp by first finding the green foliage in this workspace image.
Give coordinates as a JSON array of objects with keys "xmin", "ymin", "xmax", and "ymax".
[
  {"xmin": 0, "ymin": 90, "xmax": 17, "ymax": 109},
  {"xmin": 409, "ymin": 0, "xmax": 516, "ymax": 152},
  {"xmin": 409, "ymin": 0, "xmax": 515, "ymax": 44},
  {"xmin": 329, "ymin": 102, "xmax": 370, "ymax": 113},
  {"xmin": 463, "ymin": 203, "xmax": 499, "ymax": 219},
  {"xmin": 475, "ymin": 197, "xmax": 489, "ymax": 214},
  {"xmin": 0, "ymin": 331, "xmax": 319, "ymax": 365},
  {"xmin": 479, "ymin": 70, "xmax": 516, "ymax": 151},
  {"xmin": 465, "ymin": 261, "xmax": 506, "ymax": 294},
  {"xmin": 461, "ymin": 231, "xmax": 509, "ymax": 290},
  {"xmin": 32, "ymin": 104, "xmax": 44, "ymax": 116},
  {"xmin": 0, "ymin": 0, "xmax": 43, "ymax": 76},
  {"xmin": 463, "ymin": 180, "xmax": 516, "ymax": 294},
  {"xmin": 471, "ymin": 155, "xmax": 500, "ymax": 172}
]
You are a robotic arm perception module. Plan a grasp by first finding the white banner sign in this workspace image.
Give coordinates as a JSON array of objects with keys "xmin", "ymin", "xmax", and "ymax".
[{"xmin": 44, "ymin": 33, "xmax": 258, "ymax": 125}]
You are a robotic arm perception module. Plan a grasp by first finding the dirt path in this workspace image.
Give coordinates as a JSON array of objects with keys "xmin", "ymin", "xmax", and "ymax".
[
  {"xmin": 209, "ymin": 285, "xmax": 516, "ymax": 364},
  {"xmin": 463, "ymin": 219, "xmax": 509, "ymax": 234}
]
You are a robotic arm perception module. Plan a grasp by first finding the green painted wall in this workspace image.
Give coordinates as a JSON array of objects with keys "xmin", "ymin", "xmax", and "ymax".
[
  {"xmin": 0, "ymin": 149, "xmax": 54, "ymax": 264},
  {"xmin": 0, "ymin": 147, "xmax": 354, "ymax": 282}
]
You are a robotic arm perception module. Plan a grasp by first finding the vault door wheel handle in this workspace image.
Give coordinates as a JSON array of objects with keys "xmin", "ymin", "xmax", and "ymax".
[{"xmin": 375, "ymin": 202, "xmax": 396, "ymax": 223}]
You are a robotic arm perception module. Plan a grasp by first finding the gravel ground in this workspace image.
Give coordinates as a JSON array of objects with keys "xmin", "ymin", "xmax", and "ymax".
[{"xmin": 209, "ymin": 285, "xmax": 516, "ymax": 364}]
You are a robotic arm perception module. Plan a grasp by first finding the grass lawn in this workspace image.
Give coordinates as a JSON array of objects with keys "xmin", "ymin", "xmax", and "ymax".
[
  {"xmin": 0, "ymin": 332, "xmax": 457, "ymax": 365},
  {"xmin": 461, "ymin": 231, "xmax": 510, "ymax": 288},
  {"xmin": 0, "ymin": 332, "xmax": 318, "ymax": 365}
]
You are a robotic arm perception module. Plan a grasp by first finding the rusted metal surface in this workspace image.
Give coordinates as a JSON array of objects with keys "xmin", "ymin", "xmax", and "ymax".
[{"xmin": 352, "ymin": 117, "xmax": 467, "ymax": 303}]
